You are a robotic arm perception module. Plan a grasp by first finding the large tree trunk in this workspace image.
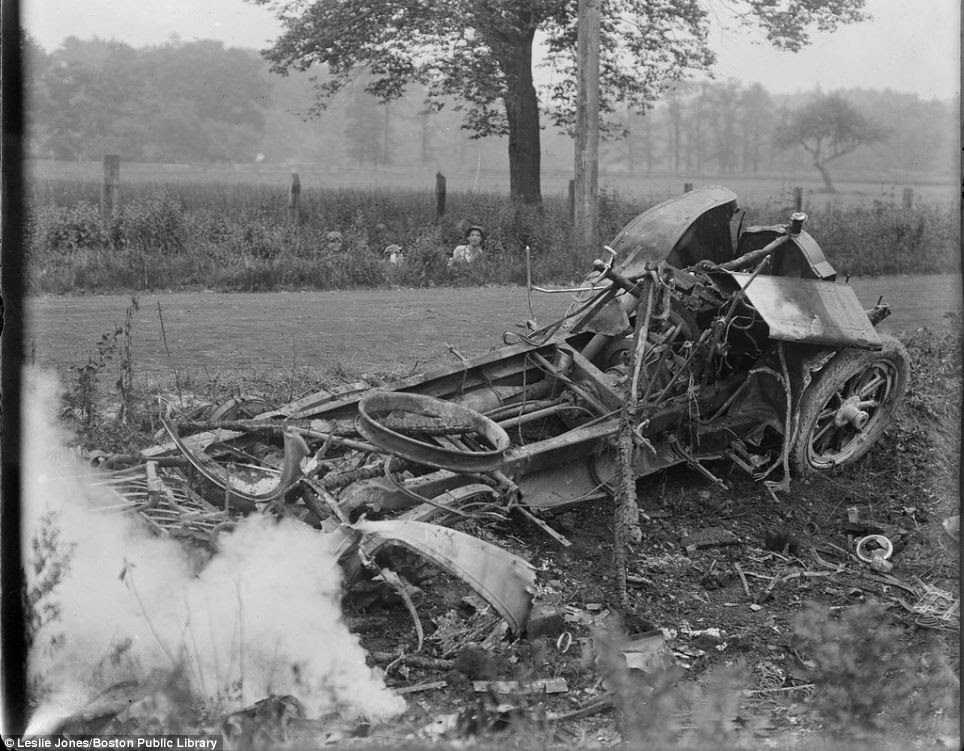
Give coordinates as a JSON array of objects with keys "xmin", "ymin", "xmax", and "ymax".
[{"xmin": 501, "ymin": 33, "xmax": 542, "ymax": 204}]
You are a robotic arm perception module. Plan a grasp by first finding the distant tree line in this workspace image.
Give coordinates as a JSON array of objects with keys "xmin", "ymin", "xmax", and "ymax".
[
  {"xmin": 25, "ymin": 36, "xmax": 269, "ymax": 162},
  {"xmin": 23, "ymin": 35, "xmax": 957, "ymax": 182},
  {"xmin": 607, "ymin": 83, "xmax": 956, "ymax": 183}
]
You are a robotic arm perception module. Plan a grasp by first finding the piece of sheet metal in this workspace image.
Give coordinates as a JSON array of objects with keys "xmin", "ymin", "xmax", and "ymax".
[
  {"xmin": 583, "ymin": 297, "xmax": 632, "ymax": 336},
  {"xmin": 612, "ymin": 186, "xmax": 740, "ymax": 275},
  {"xmin": 353, "ymin": 519, "xmax": 536, "ymax": 632},
  {"xmin": 737, "ymin": 226, "xmax": 837, "ymax": 280},
  {"xmin": 727, "ymin": 273, "xmax": 881, "ymax": 349}
]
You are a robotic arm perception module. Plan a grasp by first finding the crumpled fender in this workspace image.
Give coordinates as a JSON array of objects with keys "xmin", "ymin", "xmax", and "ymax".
[{"xmin": 347, "ymin": 519, "xmax": 536, "ymax": 633}]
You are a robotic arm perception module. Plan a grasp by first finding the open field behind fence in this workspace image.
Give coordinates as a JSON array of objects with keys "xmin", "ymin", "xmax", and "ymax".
[
  {"xmin": 27, "ymin": 159, "xmax": 958, "ymax": 204},
  {"xmin": 25, "ymin": 160, "xmax": 960, "ymax": 294}
]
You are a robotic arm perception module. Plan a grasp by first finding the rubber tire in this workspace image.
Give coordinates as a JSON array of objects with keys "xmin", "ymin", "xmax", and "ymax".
[{"xmin": 790, "ymin": 334, "xmax": 909, "ymax": 475}]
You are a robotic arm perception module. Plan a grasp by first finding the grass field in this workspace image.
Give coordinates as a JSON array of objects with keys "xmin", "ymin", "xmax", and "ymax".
[{"xmin": 26, "ymin": 158, "xmax": 958, "ymax": 205}]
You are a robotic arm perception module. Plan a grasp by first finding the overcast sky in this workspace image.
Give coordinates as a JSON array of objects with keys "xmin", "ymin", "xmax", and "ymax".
[{"xmin": 22, "ymin": 0, "xmax": 961, "ymax": 100}]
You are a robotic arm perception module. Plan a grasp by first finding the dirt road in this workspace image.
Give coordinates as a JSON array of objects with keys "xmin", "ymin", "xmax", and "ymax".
[{"xmin": 25, "ymin": 274, "xmax": 961, "ymax": 379}]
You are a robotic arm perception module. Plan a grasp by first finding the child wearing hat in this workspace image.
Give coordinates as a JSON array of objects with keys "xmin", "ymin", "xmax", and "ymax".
[{"xmin": 449, "ymin": 225, "xmax": 485, "ymax": 266}]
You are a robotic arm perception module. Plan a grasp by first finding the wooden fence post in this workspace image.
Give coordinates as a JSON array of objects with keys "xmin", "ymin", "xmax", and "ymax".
[
  {"xmin": 794, "ymin": 186, "xmax": 804, "ymax": 212},
  {"xmin": 435, "ymin": 172, "xmax": 446, "ymax": 219},
  {"xmin": 902, "ymin": 187, "xmax": 914, "ymax": 209},
  {"xmin": 101, "ymin": 154, "xmax": 120, "ymax": 224},
  {"xmin": 288, "ymin": 172, "xmax": 301, "ymax": 224},
  {"xmin": 683, "ymin": 182, "xmax": 693, "ymax": 193}
]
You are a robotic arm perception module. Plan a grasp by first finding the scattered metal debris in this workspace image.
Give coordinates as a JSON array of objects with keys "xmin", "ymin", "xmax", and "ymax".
[
  {"xmin": 620, "ymin": 632, "xmax": 680, "ymax": 680},
  {"xmin": 854, "ymin": 534, "xmax": 895, "ymax": 572},
  {"xmin": 682, "ymin": 526, "xmax": 740, "ymax": 553},
  {"xmin": 472, "ymin": 678, "xmax": 568, "ymax": 695},
  {"xmin": 899, "ymin": 579, "xmax": 961, "ymax": 630},
  {"xmin": 94, "ymin": 186, "xmax": 910, "ymax": 635}
]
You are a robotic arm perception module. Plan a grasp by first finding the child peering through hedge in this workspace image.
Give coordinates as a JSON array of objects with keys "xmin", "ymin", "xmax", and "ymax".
[{"xmin": 449, "ymin": 225, "xmax": 485, "ymax": 267}]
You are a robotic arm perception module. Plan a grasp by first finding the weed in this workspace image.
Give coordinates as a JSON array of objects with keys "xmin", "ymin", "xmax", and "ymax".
[
  {"xmin": 29, "ymin": 201, "xmax": 107, "ymax": 254},
  {"xmin": 65, "ymin": 327, "xmax": 123, "ymax": 427},
  {"xmin": 26, "ymin": 510, "xmax": 76, "ymax": 704},
  {"xmin": 116, "ymin": 296, "xmax": 140, "ymax": 421},
  {"xmin": 156, "ymin": 301, "xmax": 184, "ymax": 408},
  {"xmin": 118, "ymin": 190, "xmax": 187, "ymax": 255},
  {"xmin": 63, "ymin": 296, "xmax": 139, "ymax": 432},
  {"xmin": 586, "ymin": 620, "xmax": 760, "ymax": 749},
  {"xmin": 791, "ymin": 599, "xmax": 959, "ymax": 738},
  {"xmin": 26, "ymin": 510, "xmax": 75, "ymax": 651}
]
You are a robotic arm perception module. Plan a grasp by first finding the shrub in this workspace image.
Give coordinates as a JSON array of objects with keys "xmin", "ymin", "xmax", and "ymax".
[
  {"xmin": 25, "ymin": 179, "xmax": 961, "ymax": 294},
  {"xmin": 29, "ymin": 201, "xmax": 107, "ymax": 255},
  {"xmin": 118, "ymin": 190, "xmax": 188, "ymax": 255},
  {"xmin": 803, "ymin": 202, "xmax": 960, "ymax": 276}
]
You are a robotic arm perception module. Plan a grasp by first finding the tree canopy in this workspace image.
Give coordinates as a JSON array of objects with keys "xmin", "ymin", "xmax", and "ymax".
[
  {"xmin": 775, "ymin": 93, "xmax": 887, "ymax": 192},
  {"xmin": 250, "ymin": 0, "xmax": 868, "ymax": 202},
  {"xmin": 28, "ymin": 38, "xmax": 270, "ymax": 162}
]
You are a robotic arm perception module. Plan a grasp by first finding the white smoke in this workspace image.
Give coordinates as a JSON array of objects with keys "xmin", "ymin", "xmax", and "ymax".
[{"xmin": 22, "ymin": 368, "xmax": 405, "ymax": 733}]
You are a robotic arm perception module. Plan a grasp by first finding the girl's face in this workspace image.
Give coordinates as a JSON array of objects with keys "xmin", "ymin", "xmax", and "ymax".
[{"xmin": 467, "ymin": 229, "xmax": 483, "ymax": 245}]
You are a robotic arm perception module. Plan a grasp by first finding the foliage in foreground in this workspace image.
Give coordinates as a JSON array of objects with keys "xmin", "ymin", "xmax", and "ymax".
[
  {"xmin": 792, "ymin": 599, "xmax": 958, "ymax": 737},
  {"xmin": 26, "ymin": 183, "xmax": 961, "ymax": 294}
]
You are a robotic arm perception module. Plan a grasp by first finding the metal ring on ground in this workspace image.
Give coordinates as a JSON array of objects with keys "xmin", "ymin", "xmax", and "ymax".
[
  {"xmin": 855, "ymin": 534, "xmax": 894, "ymax": 563},
  {"xmin": 357, "ymin": 392, "xmax": 511, "ymax": 472}
]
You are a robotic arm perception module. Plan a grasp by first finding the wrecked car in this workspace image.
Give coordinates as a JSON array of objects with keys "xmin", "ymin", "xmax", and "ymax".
[{"xmin": 98, "ymin": 185, "xmax": 910, "ymax": 631}]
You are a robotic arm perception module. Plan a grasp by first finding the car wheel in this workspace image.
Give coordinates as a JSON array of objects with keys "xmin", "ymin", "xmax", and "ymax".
[{"xmin": 791, "ymin": 335, "xmax": 909, "ymax": 474}]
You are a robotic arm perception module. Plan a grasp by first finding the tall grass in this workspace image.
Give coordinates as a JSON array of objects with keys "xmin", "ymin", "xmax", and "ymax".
[{"xmin": 25, "ymin": 177, "xmax": 960, "ymax": 294}]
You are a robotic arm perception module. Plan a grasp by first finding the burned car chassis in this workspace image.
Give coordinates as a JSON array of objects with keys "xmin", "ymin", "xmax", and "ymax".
[{"xmin": 103, "ymin": 186, "xmax": 909, "ymax": 631}]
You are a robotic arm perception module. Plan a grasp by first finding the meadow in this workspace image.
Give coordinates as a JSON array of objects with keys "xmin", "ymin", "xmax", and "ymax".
[{"xmin": 25, "ymin": 160, "xmax": 960, "ymax": 294}]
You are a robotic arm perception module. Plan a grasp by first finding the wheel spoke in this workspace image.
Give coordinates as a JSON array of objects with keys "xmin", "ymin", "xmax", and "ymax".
[
  {"xmin": 857, "ymin": 372, "xmax": 888, "ymax": 399},
  {"xmin": 831, "ymin": 425, "xmax": 853, "ymax": 453},
  {"xmin": 842, "ymin": 375, "xmax": 863, "ymax": 399},
  {"xmin": 812, "ymin": 419, "xmax": 836, "ymax": 453},
  {"xmin": 817, "ymin": 406, "xmax": 836, "ymax": 421}
]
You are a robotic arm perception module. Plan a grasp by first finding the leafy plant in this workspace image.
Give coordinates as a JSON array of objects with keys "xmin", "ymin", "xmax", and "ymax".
[
  {"xmin": 118, "ymin": 190, "xmax": 187, "ymax": 255},
  {"xmin": 26, "ymin": 510, "xmax": 76, "ymax": 704},
  {"xmin": 63, "ymin": 296, "xmax": 140, "ymax": 429},
  {"xmin": 791, "ymin": 599, "xmax": 959, "ymax": 736},
  {"xmin": 26, "ymin": 510, "xmax": 75, "ymax": 650}
]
